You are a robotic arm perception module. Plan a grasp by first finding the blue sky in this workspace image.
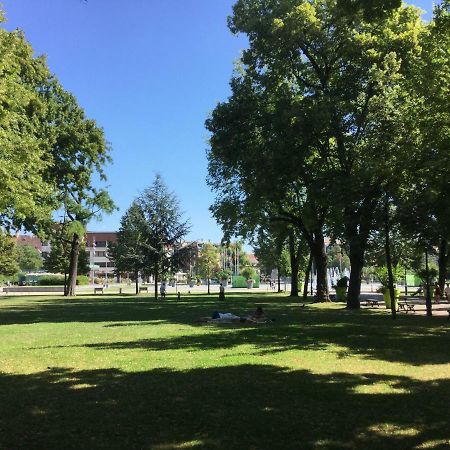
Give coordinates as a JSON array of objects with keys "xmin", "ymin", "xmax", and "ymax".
[{"xmin": 1, "ymin": 0, "xmax": 436, "ymax": 243}]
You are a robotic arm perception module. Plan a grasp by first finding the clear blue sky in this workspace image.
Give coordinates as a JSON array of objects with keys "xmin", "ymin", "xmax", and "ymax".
[{"xmin": 1, "ymin": 0, "xmax": 436, "ymax": 243}]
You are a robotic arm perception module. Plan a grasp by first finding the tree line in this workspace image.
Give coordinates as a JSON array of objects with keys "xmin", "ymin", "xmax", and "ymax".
[{"xmin": 206, "ymin": 0, "xmax": 450, "ymax": 314}]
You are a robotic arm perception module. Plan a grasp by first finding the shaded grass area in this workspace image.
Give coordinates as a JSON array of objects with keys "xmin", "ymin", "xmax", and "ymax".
[{"xmin": 0, "ymin": 293, "xmax": 449, "ymax": 449}]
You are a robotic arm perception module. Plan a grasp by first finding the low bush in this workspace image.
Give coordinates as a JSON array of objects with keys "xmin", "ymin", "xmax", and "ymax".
[
  {"xmin": 38, "ymin": 275, "xmax": 65, "ymax": 286},
  {"xmin": 76, "ymin": 275, "xmax": 89, "ymax": 285}
]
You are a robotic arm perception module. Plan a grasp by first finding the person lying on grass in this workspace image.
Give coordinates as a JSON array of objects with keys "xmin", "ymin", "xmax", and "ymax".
[{"xmin": 199, "ymin": 307, "xmax": 273, "ymax": 324}]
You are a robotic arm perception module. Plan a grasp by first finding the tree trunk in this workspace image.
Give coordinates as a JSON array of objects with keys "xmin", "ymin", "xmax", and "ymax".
[
  {"xmin": 303, "ymin": 252, "xmax": 312, "ymax": 301},
  {"xmin": 64, "ymin": 272, "xmax": 68, "ymax": 296},
  {"xmin": 289, "ymin": 231, "xmax": 299, "ymax": 297},
  {"xmin": 384, "ymin": 198, "xmax": 396, "ymax": 319},
  {"xmin": 347, "ymin": 245, "xmax": 364, "ymax": 309},
  {"xmin": 66, "ymin": 233, "xmax": 80, "ymax": 297},
  {"xmin": 344, "ymin": 198, "xmax": 377, "ymax": 309},
  {"xmin": 438, "ymin": 238, "xmax": 449, "ymax": 293},
  {"xmin": 425, "ymin": 248, "xmax": 432, "ymax": 316},
  {"xmin": 135, "ymin": 270, "xmax": 139, "ymax": 295},
  {"xmin": 277, "ymin": 267, "xmax": 281, "ymax": 293},
  {"xmin": 311, "ymin": 230, "xmax": 329, "ymax": 302},
  {"xmin": 154, "ymin": 263, "xmax": 158, "ymax": 300}
]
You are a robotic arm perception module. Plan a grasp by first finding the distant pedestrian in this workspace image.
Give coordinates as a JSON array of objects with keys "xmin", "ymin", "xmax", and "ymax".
[
  {"xmin": 160, "ymin": 282, "xmax": 166, "ymax": 299},
  {"xmin": 219, "ymin": 283, "xmax": 225, "ymax": 301},
  {"xmin": 434, "ymin": 283, "xmax": 441, "ymax": 303}
]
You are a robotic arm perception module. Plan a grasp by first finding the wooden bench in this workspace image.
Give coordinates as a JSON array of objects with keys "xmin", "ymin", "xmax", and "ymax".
[
  {"xmin": 94, "ymin": 287, "xmax": 104, "ymax": 294},
  {"xmin": 398, "ymin": 301, "xmax": 415, "ymax": 313},
  {"xmin": 365, "ymin": 299, "xmax": 379, "ymax": 308},
  {"xmin": 139, "ymin": 286, "xmax": 149, "ymax": 293}
]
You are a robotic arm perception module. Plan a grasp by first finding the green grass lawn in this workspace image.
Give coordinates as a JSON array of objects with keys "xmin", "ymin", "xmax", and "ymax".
[{"xmin": 0, "ymin": 293, "xmax": 449, "ymax": 450}]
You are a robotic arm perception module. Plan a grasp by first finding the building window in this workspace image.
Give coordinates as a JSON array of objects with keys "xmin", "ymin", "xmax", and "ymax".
[
  {"xmin": 95, "ymin": 251, "xmax": 107, "ymax": 257},
  {"xmin": 95, "ymin": 241, "xmax": 107, "ymax": 247}
]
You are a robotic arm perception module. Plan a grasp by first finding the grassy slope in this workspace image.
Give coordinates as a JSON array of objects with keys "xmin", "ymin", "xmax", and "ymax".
[{"xmin": 0, "ymin": 293, "xmax": 449, "ymax": 450}]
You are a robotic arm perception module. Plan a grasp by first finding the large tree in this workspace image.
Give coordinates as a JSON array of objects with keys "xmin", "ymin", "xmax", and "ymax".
[
  {"xmin": 46, "ymin": 87, "xmax": 115, "ymax": 296},
  {"xmin": 0, "ymin": 232, "xmax": 18, "ymax": 276},
  {"xmin": 209, "ymin": 0, "xmax": 424, "ymax": 306},
  {"xmin": 16, "ymin": 245, "xmax": 43, "ymax": 272},
  {"xmin": 195, "ymin": 243, "xmax": 220, "ymax": 295},
  {"xmin": 0, "ymin": 17, "xmax": 55, "ymax": 230},
  {"xmin": 137, "ymin": 175, "xmax": 190, "ymax": 299},
  {"xmin": 109, "ymin": 202, "xmax": 147, "ymax": 295}
]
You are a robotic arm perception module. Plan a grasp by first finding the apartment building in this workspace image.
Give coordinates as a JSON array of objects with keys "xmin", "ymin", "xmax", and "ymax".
[{"xmin": 85, "ymin": 231, "xmax": 117, "ymax": 279}]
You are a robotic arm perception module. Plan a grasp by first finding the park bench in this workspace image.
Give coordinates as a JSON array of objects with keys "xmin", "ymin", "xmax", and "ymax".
[
  {"xmin": 94, "ymin": 286, "xmax": 104, "ymax": 294},
  {"xmin": 139, "ymin": 286, "xmax": 149, "ymax": 293},
  {"xmin": 365, "ymin": 299, "xmax": 379, "ymax": 308},
  {"xmin": 398, "ymin": 300, "xmax": 415, "ymax": 313}
]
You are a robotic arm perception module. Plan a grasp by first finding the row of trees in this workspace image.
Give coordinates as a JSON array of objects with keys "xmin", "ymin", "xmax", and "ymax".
[
  {"xmin": 206, "ymin": 0, "xmax": 450, "ymax": 314},
  {"xmin": 0, "ymin": 12, "xmax": 114, "ymax": 295}
]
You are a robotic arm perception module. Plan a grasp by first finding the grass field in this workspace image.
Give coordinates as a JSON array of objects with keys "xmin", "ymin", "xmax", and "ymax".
[{"xmin": 0, "ymin": 292, "xmax": 449, "ymax": 449}]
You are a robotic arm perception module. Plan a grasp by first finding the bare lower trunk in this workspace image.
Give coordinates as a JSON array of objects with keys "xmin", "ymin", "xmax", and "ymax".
[
  {"xmin": 425, "ymin": 249, "xmax": 432, "ymax": 316},
  {"xmin": 347, "ymin": 246, "xmax": 364, "ymax": 309},
  {"xmin": 66, "ymin": 233, "xmax": 80, "ymax": 297},
  {"xmin": 64, "ymin": 272, "xmax": 68, "ymax": 296},
  {"xmin": 303, "ymin": 252, "xmax": 312, "ymax": 301},
  {"xmin": 154, "ymin": 262, "xmax": 158, "ymax": 300},
  {"xmin": 311, "ymin": 231, "xmax": 329, "ymax": 302},
  {"xmin": 289, "ymin": 231, "xmax": 299, "ymax": 297},
  {"xmin": 344, "ymin": 199, "xmax": 377, "ymax": 309},
  {"xmin": 438, "ymin": 238, "xmax": 448, "ymax": 293},
  {"xmin": 135, "ymin": 270, "xmax": 139, "ymax": 295},
  {"xmin": 384, "ymin": 199, "xmax": 396, "ymax": 319}
]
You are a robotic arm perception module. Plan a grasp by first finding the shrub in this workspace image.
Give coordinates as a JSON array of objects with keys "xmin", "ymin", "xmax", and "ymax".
[
  {"xmin": 241, "ymin": 266, "xmax": 256, "ymax": 280},
  {"xmin": 38, "ymin": 275, "xmax": 65, "ymax": 286},
  {"xmin": 76, "ymin": 275, "xmax": 89, "ymax": 285}
]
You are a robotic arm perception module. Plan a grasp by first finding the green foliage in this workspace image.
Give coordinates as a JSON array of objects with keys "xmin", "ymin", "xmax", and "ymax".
[
  {"xmin": 110, "ymin": 202, "xmax": 147, "ymax": 276},
  {"xmin": 373, "ymin": 266, "xmax": 403, "ymax": 287},
  {"xmin": 240, "ymin": 266, "xmax": 256, "ymax": 280},
  {"xmin": 76, "ymin": 275, "xmax": 89, "ymax": 285},
  {"xmin": 0, "ymin": 24, "xmax": 55, "ymax": 229},
  {"xmin": 0, "ymin": 232, "xmax": 18, "ymax": 276},
  {"xmin": 215, "ymin": 268, "xmax": 232, "ymax": 280},
  {"xmin": 43, "ymin": 226, "xmax": 89, "ymax": 276},
  {"xmin": 195, "ymin": 243, "xmax": 220, "ymax": 280},
  {"xmin": 38, "ymin": 275, "xmax": 65, "ymax": 286},
  {"xmin": 16, "ymin": 245, "xmax": 43, "ymax": 271},
  {"xmin": 113, "ymin": 175, "xmax": 190, "ymax": 296}
]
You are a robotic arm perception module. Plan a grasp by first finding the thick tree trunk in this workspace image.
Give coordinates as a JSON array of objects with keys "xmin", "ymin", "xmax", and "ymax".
[
  {"xmin": 384, "ymin": 199, "xmax": 396, "ymax": 319},
  {"xmin": 425, "ymin": 248, "xmax": 432, "ymax": 316},
  {"xmin": 438, "ymin": 238, "xmax": 449, "ymax": 293},
  {"xmin": 64, "ymin": 272, "xmax": 68, "ymax": 296},
  {"xmin": 347, "ymin": 245, "xmax": 364, "ymax": 309},
  {"xmin": 344, "ymin": 198, "xmax": 377, "ymax": 309},
  {"xmin": 289, "ymin": 231, "xmax": 299, "ymax": 297},
  {"xmin": 311, "ymin": 231, "xmax": 329, "ymax": 302},
  {"xmin": 303, "ymin": 252, "xmax": 312, "ymax": 301},
  {"xmin": 66, "ymin": 233, "xmax": 80, "ymax": 297},
  {"xmin": 135, "ymin": 270, "xmax": 139, "ymax": 295}
]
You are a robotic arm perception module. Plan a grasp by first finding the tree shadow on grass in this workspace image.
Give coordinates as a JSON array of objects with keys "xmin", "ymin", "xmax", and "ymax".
[
  {"xmin": 2, "ymin": 296, "xmax": 449, "ymax": 366},
  {"xmin": 0, "ymin": 365, "xmax": 448, "ymax": 450}
]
